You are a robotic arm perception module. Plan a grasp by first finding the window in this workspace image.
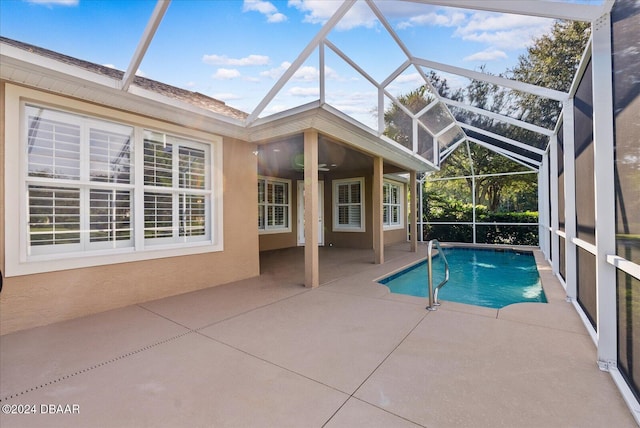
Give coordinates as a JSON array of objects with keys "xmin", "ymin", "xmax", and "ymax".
[
  {"xmin": 333, "ymin": 178, "xmax": 365, "ymax": 232},
  {"xmin": 23, "ymin": 104, "xmax": 215, "ymax": 261},
  {"xmin": 143, "ymin": 131, "xmax": 210, "ymax": 244},
  {"xmin": 26, "ymin": 106, "xmax": 134, "ymax": 255},
  {"xmin": 383, "ymin": 180, "xmax": 404, "ymax": 229},
  {"xmin": 258, "ymin": 177, "xmax": 291, "ymax": 233}
]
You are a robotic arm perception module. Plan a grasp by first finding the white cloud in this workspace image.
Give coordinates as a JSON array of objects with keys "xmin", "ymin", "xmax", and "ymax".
[
  {"xmin": 289, "ymin": 87, "xmax": 319, "ymax": 97},
  {"xmin": 260, "ymin": 62, "xmax": 291, "ymax": 79},
  {"xmin": 397, "ymin": 11, "xmax": 465, "ymax": 30},
  {"xmin": 454, "ymin": 12, "xmax": 553, "ymax": 50},
  {"xmin": 289, "ymin": 0, "xmax": 378, "ymax": 30},
  {"xmin": 293, "ymin": 65, "xmax": 319, "ymax": 81},
  {"xmin": 394, "ymin": 73, "xmax": 424, "ymax": 85},
  {"xmin": 464, "ymin": 49, "xmax": 508, "ymax": 62},
  {"xmin": 202, "ymin": 54, "xmax": 270, "ymax": 66},
  {"xmin": 25, "ymin": 0, "xmax": 78, "ymax": 6},
  {"xmin": 243, "ymin": 0, "xmax": 287, "ymax": 23},
  {"xmin": 260, "ymin": 62, "xmax": 340, "ymax": 82},
  {"xmin": 212, "ymin": 68, "xmax": 241, "ymax": 80}
]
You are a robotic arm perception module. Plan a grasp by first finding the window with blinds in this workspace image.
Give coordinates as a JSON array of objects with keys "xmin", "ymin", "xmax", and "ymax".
[
  {"xmin": 383, "ymin": 181, "xmax": 403, "ymax": 229},
  {"xmin": 333, "ymin": 178, "xmax": 365, "ymax": 232},
  {"xmin": 257, "ymin": 177, "xmax": 290, "ymax": 233},
  {"xmin": 24, "ymin": 105, "xmax": 214, "ymax": 258},
  {"xmin": 26, "ymin": 105, "xmax": 134, "ymax": 255},
  {"xmin": 143, "ymin": 130, "xmax": 210, "ymax": 244}
]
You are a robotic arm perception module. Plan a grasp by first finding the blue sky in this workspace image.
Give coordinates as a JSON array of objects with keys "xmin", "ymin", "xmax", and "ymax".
[{"xmin": 1, "ymin": 0, "xmax": 581, "ymax": 125}]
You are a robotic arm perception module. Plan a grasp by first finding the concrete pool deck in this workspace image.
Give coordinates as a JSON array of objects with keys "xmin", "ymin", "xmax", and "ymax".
[{"xmin": 0, "ymin": 244, "xmax": 637, "ymax": 427}]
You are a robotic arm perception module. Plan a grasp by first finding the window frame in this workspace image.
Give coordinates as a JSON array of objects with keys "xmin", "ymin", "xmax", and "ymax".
[
  {"xmin": 383, "ymin": 179, "xmax": 405, "ymax": 231},
  {"xmin": 258, "ymin": 176, "xmax": 292, "ymax": 234},
  {"xmin": 5, "ymin": 86, "xmax": 223, "ymax": 277},
  {"xmin": 332, "ymin": 177, "xmax": 365, "ymax": 232}
]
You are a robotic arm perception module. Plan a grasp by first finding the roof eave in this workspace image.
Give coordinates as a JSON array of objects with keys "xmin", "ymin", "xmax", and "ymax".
[
  {"xmin": 0, "ymin": 41, "xmax": 249, "ymax": 141},
  {"xmin": 247, "ymin": 103, "xmax": 437, "ymax": 173}
]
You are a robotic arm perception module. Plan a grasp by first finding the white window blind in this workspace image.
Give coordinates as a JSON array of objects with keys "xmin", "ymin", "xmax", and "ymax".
[
  {"xmin": 258, "ymin": 177, "xmax": 290, "ymax": 232},
  {"xmin": 333, "ymin": 178, "xmax": 364, "ymax": 231},
  {"xmin": 383, "ymin": 181, "xmax": 403, "ymax": 228},
  {"xmin": 23, "ymin": 105, "xmax": 214, "ymax": 259},
  {"xmin": 26, "ymin": 106, "xmax": 134, "ymax": 255},
  {"xmin": 143, "ymin": 131, "xmax": 210, "ymax": 244}
]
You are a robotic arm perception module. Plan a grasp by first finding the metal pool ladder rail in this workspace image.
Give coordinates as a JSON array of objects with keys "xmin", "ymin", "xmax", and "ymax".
[{"xmin": 427, "ymin": 239, "xmax": 450, "ymax": 311}]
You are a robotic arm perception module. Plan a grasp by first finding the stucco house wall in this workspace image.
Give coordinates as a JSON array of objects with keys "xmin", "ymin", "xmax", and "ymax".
[{"xmin": 0, "ymin": 82, "xmax": 260, "ymax": 335}]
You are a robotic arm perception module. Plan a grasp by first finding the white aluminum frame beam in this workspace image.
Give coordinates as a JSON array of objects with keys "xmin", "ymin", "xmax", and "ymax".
[
  {"xmin": 412, "ymin": 57, "xmax": 568, "ymax": 102},
  {"xmin": 468, "ymin": 137, "xmax": 540, "ymax": 170},
  {"xmin": 591, "ymin": 11, "xmax": 617, "ymax": 370},
  {"xmin": 441, "ymin": 97, "xmax": 554, "ymax": 137},
  {"xmin": 459, "ymin": 122, "xmax": 545, "ymax": 156},
  {"xmin": 122, "ymin": 0, "xmax": 170, "ymax": 92},
  {"xmin": 549, "ymin": 134, "xmax": 560, "ymax": 275},
  {"xmin": 562, "ymin": 99, "xmax": 578, "ymax": 303},
  {"xmin": 246, "ymin": 0, "xmax": 356, "ymax": 124},
  {"xmin": 403, "ymin": 0, "xmax": 604, "ymax": 22}
]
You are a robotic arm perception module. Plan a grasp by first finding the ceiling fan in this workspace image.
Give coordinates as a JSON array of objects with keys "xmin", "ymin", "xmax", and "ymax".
[{"xmin": 293, "ymin": 160, "xmax": 330, "ymax": 172}]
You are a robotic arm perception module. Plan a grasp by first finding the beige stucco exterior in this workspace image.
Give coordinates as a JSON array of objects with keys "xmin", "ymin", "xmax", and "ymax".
[
  {"xmin": 1, "ymin": 80, "xmax": 411, "ymax": 336},
  {"xmin": 0, "ymin": 82, "xmax": 260, "ymax": 335}
]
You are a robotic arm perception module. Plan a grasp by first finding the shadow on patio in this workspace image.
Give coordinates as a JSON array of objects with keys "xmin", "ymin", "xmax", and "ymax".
[{"xmin": 0, "ymin": 243, "xmax": 636, "ymax": 427}]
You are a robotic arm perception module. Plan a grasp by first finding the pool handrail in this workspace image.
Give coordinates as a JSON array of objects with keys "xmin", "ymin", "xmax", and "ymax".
[{"xmin": 426, "ymin": 239, "xmax": 449, "ymax": 311}]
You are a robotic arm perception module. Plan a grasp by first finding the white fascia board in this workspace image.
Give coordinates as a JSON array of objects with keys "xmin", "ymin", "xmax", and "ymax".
[
  {"xmin": 459, "ymin": 122, "xmax": 545, "ymax": 155},
  {"xmin": 440, "ymin": 97, "xmax": 554, "ymax": 137},
  {"xmin": 1, "ymin": 44, "xmax": 248, "ymax": 139},
  {"xmin": 412, "ymin": 57, "xmax": 568, "ymax": 102},
  {"xmin": 404, "ymin": 0, "xmax": 603, "ymax": 22},
  {"xmin": 247, "ymin": 0, "xmax": 356, "ymax": 124},
  {"xmin": 318, "ymin": 108, "xmax": 436, "ymax": 172},
  {"xmin": 1, "ymin": 43, "xmax": 120, "ymax": 89},
  {"xmin": 122, "ymin": 0, "xmax": 170, "ymax": 91},
  {"xmin": 319, "ymin": 105, "xmax": 437, "ymax": 172}
]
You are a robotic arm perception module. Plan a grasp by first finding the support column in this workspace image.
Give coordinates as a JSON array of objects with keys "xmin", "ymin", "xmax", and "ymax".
[
  {"xmin": 304, "ymin": 130, "xmax": 319, "ymax": 288},
  {"xmin": 540, "ymin": 152, "xmax": 551, "ymax": 260},
  {"xmin": 592, "ymin": 12, "xmax": 617, "ymax": 368},
  {"xmin": 410, "ymin": 170, "xmax": 418, "ymax": 252},
  {"xmin": 373, "ymin": 156, "xmax": 384, "ymax": 264},
  {"xmin": 563, "ymin": 99, "xmax": 577, "ymax": 301},
  {"xmin": 549, "ymin": 135, "xmax": 560, "ymax": 275}
]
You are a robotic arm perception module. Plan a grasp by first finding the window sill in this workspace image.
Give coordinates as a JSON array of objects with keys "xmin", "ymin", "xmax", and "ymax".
[{"xmin": 7, "ymin": 241, "xmax": 223, "ymax": 277}]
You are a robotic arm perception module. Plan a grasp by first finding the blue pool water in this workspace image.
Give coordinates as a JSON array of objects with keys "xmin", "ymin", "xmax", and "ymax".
[{"xmin": 379, "ymin": 248, "xmax": 546, "ymax": 309}]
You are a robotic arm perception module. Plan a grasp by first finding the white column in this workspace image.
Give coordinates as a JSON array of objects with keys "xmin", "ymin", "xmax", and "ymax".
[
  {"xmin": 549, "ymin": 135, "xmax": 560, "ymax": 275},
  {"xmin": 563, "ymin": 99, "xmax": 577, "ymax": 300},
  {"xmin": 373, "ymin": 156, "xmax": 384, "ymax": 264},
  {"xmin": 304, "ymin": 130, "xmax": 319, "ymax": 288},
  {"xmin": 410, "ymin": 171, "xmax": 418, "ymax": 252},
  {"xmin": 592, "ymin": 12, "xmax": 617, "ymax": 368},
  {"xmin": 538, "ymin": 154, "xmax": 549, "ymax": 259}
]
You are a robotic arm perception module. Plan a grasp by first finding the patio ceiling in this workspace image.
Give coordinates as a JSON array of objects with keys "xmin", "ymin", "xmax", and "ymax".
[{"xmin": 1, "ymin": 0, "xmax": 613, "ymax": 172}]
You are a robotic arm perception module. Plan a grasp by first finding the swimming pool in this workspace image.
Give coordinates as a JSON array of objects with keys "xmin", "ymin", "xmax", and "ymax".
[{"xmin": 379, "ymin": 248, "xmax": 547, "ymax": 309}]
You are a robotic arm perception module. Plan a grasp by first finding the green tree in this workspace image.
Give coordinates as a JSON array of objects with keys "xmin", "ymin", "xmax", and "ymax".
[{"xmin": 510, "ymin": 20, "xmax": 591, "ymax": 128}]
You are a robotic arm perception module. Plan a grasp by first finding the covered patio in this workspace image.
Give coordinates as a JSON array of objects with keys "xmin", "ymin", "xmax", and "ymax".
[{"xmin": 1, "ymin": 244, "xmax": 635, "ymax": 427}]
